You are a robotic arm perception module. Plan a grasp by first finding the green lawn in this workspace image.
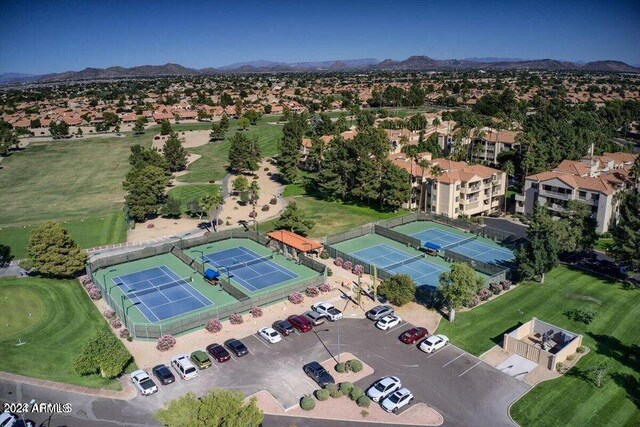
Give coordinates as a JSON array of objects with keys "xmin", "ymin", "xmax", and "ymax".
[
  {"xmin": 595, "ymin": 237, "xmax": 614, "ymax": 252},
  {"xmin": 0, "ymin": 277, "xmax": 128, "ymax": 389},
  {"xmin": 436, "ymin": 266, "xmax": 640, "ymax": 427},
  {"xmin": 0, "ymin": 210, "xmax": 128, "ymax": 259},
  {"xmin": 167, "ymin": 184, "xmax": 220, "ymax": 213}
]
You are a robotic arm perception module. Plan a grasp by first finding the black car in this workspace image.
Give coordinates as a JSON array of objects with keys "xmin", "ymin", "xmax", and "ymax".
[
  {"xmin": 272, "ymin": 319, "xmax": 295, "ymax": 336},
  {"xmin": 303, "ymin": 361, "xmax": 335, "ymax": 387},
  {"xmin": 152, "ymin": 364, "xmax": 175, "ymax": 385},
  {"xmin": 224, "ymin": 339, "xmax": 248, "ymax": 357}
]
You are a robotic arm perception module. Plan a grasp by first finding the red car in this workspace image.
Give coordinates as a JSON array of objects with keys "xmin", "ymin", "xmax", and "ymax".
[
  {"xmin": 399, "ymin": 327, "xmax": 429, "ymax": 344},
  {"xmin": 287, "ymin": 314, "xmax": 314, "ymax": 333},
  {"xmin": 206, "ymin": 343, "xmax": 231, "ymax": 363}
]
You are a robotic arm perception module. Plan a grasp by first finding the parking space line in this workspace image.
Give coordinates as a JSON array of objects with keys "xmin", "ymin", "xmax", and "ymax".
[
  {"xmin": 229, "ymin": 354, "xmax": 238, "ymax": 363},
  {"xmin": 210, "ymin": 362, "xmax": 219, "ymax": 370},
  {"xmin": 458, "ymin": 361, "xmax": 482, "ymax": 377},
  {"xmin": 442, "ymin": 353, "xmax": 464, "ymax": 367},
  {"xmin": 252, "ymin": 334, "xmax": 271, "ymax": 349},
  {"xmin": 384, "ymin": 322, "xmax": 407, "ymax": 334},
  {"xmin": 303, "ymin": 377, "xmax": 318, "ymax": 390},
  {"xmin": 281, "ymin": 381, "xmax": 299, "ymax": 399}
]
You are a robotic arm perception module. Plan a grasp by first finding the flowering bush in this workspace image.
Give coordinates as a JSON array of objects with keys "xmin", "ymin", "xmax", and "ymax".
[
  {"xmin": 478, "ymin": 288, "xmax": 493, "ymax": 301},
  {"xmin": 88, "ymin": 287, "xmax": 102, "ymax": 300},
  {"xmin": 119, "ymin": 328, "xmax": 131, "ymax": 339},
  {"xmin": 343, "ymin": 260, "xmax": 353, "ymax": 271},
  {"xmin": 229, "ymin": 313, "xmax": 244, "ymax": 325},
  {"xmin": 352, "ymin": 264, "xmax": 364, "ymax": 276},
  {"xmin": 205, "ymin": 319, "xmax": 223, "ymax": 333},
  {"xmin": 80, "ymin": 275, "xmax": 92, "ymax": 285},
  {"xmin": 84, "ymin": 282, "xmax": 96, "ymax": 291},
  {"xmin": 110, "ymin": 318, "xmax": 122, "ymax": 329},
  {"xmin": 318, "ymin": 283, "xmax": 332, "ymax": 293},
  {"xmin": 489, "ymin": 282, "xmax": 503, "ymax": 295},
  {"xmin": 103, "ymin": 308, "xmax": 116, "ymax": 319},
  {"xmin": 288, "ymin": 292, "xmax": 305, "ymax": 304},
  {"xmin": 501, "ymin": 280, "xmax": 512, "ymax": 290},
  {"xmin": 334, "ymin": 257, "xmax": 343, "ymax": 267},
  {"xmin": 156, "ymin": 335, "xmax": 176, "ymax": 351},
  {"xmin": 250, "ymin": 306, "xmax": 263, "ymax": 318},
  {"xmin": 306, "ymin": 286, "xmax": 320, "ymax": 297}
]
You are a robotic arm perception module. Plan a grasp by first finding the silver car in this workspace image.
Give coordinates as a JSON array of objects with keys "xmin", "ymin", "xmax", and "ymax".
[
  {"xmin": 366, "ymin": 305, "xmax": 394, "ymax": 320},
  {"xmin": 303, "ymin": 310, "xmax": 326, "ymax": 326}
]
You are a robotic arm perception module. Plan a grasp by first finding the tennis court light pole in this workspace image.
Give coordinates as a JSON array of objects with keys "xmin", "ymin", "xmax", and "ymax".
[{"xmin": 120, "ymin": 291, "xmax": 140, "ymax": 329}]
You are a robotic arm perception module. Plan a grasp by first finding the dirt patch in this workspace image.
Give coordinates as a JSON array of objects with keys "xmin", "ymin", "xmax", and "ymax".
[
  {"xmin": 151, "ymin": 130, "xmax": 211, "ymax": 150},
  {"xmin": 126, "ymin": 217, "xmax": 203, "ymax": 243},
  {"xmin": 320, "ymin": 352, "xmax": 374, "ymax": 385},
  {"xmin": 479, "ymin": 345, "xmax": 512, "ymax": 367}
]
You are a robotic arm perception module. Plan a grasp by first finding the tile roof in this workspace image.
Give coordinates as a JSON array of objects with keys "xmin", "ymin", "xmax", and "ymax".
[{"xmin": 267, "ymin": 230, "xmax": 322, "ymax": 252}]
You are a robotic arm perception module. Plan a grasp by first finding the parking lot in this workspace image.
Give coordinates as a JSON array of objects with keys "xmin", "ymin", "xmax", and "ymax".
[{"xmin": 132, "ymin": 316, "xmax": 529, "ymax": 426}]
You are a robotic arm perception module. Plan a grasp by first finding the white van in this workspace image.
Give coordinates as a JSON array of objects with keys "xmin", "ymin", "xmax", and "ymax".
[{"xmin": 171, "ymin": 355, "xmax": 198, "ymax": 380}]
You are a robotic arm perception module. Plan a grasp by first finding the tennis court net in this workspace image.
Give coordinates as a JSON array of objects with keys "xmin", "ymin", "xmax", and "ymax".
[
  {"xmin": 384, "ymin": 254, "xmax": 424, "ymax": 271},
  {"xmin": 227, "ymin": 254, "xmax": 274, "ymax": 271},
  {"xmin": 125, "ymin": 276, "xmax": 190, "ymax": 299},
  {"xmin": 441, "ymin": 235, "xmax": 477, "ymax": 250}
]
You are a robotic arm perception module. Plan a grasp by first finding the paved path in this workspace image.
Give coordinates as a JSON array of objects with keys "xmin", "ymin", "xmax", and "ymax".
[{"xmin": 0, "ymin": 261, "xmax": 26, "ymax": 278}]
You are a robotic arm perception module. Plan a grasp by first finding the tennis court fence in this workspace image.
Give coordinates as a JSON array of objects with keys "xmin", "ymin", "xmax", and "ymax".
[
  {"xmin": 127, "ymin": 274, "xmax": 325, "ymax": 339},
  {"xmin": 442, "ymin": 249, "xmax": 510, "ymax": 282},
  {"xmin": 374, "ymin": 224, "xmax": 422, "ymax": 249},
  {"xmin": 325, "ymin": 223, "xmax": 374, "ymax": 245},
  {"xmin": 298, "ymin": 254, "xmax": 327, "ymax": 274}
]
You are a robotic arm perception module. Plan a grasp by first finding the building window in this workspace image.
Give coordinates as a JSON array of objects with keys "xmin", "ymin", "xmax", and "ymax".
[
  {"xmin": 454, "ymin": 208, "xmax": 459, "ymax": 213},
  {"xmin": 531, "ymin": 182, "xmax": 539, "ymax": 189},
  {"xmin": 579, "ymin": 191, "xmax": 587, "ymax": 198},
  {"xmin": 455, "ymin": 196, "xmax": 459, "ymax": 202}
]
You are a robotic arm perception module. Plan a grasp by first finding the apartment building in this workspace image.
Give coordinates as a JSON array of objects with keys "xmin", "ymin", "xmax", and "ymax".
[
  {"xmin": 515, "ymin": 152, "xmax": 637, "ymax": 233},
  {"xmin": 470, "ymin": 127, "xmax": 519, "ymax": 165},
  {"xmin": 390, "ymin": 155, "xmax": 507, "ymax": 217}
]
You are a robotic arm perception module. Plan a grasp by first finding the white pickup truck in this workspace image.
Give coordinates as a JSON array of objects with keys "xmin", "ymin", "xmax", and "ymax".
[{"xmin": 311, "ymin": 302, "xmax": 343, "ymax": 321}]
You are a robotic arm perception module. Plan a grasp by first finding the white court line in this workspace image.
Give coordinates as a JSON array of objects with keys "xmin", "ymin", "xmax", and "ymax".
[
  {"xmin": 458, "ymin": 361, "xmax": 482, "ymax": 377},
  {"xmin": 159, "ymin": 265, "xmax": 213, "ymax": 306},
  {"xmin": 442, "ymin": 353, "xmax": 464, "ymax": 367}
]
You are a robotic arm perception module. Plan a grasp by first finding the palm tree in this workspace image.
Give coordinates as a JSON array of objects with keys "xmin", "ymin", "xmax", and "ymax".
[
  {"xmin": 432, "ymin": 117, "xmax": 441, "ymax": 152},
  {"xmin": 200, "ymin": 192, "xmax": 225, "ymax": 231},
  {"xmin": 473, "ymin": 128, "xmax": 486, "ymax": 164},
  {"xmin": 418, "ymin": 159, "xmax": 431, "ymax": 211},
  {"xmin": 248, "ymin": 181, "xmax": 261, "ymax": 229},
  {"xmin": 501, "ymin": 161, "xmax": 515, "ymax": 213}
]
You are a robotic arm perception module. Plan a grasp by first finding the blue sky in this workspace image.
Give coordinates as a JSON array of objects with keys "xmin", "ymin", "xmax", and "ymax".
[{"xmin": 1, "ymin": 0, "xmax": 639, "ymax": 74}]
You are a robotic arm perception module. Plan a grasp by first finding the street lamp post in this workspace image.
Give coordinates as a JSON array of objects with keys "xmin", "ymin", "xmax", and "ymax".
[
  {"xmin": 319, "ymin": 321, "xmax": 341, "ymax": 363},
  {"xmin": 104, "ymin": 268, "xmax": 117, "ymax": 294}
]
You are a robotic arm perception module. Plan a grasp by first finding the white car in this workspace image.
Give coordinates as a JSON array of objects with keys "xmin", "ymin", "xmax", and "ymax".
[
  {"xmin": 375, "ymin": 315, "xmax": 402, "ymax": 331},
  {"xmin": 130, "ymin": 369, "xmax": 158, "ymax": 396},
  {"xmin": 171, "ymin": 355, "xmax": 198, "ymax": 380},
  {"xmin": 311, "ymin": 302, "xmax": 343, "ymax": 321},
  {"xmin": 418, "ymin": 334, "xmax": 449, "ymax": 353},
  {"xmin": 258, "ymin": 327, "xmax": 282, "ymax": 343},
  {"xmin": 381, "ymin": 387, "xmax": 414, "ymax": 413},
  {"xmin": 366, "ymin": 376, "xmax": 401, "ymax": 402}
]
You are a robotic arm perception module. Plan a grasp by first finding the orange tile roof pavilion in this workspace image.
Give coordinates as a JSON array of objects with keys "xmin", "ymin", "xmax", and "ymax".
[{"xmin": 267, "ymin": 230, "xmax": 323, "ymax": 252}]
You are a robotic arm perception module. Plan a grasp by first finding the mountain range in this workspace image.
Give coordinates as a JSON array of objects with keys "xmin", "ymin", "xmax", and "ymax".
[{"xmin": 2, "ymin": 55, "xmax": 638, "ymax": 84}]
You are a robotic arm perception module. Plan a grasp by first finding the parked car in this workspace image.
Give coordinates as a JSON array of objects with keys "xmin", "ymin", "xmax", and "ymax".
[
  {"xmin": 0, "ymin": 413, "xmax": 35, "ymax": 427},
  {"xmin": 258, "ymin": 327, "xmax": 282, "ymax": 344},
  {"xmin": 303, "ymin": 310, "xmax": 326, "ymax": 326},
  {"xmin": 366, "ymin": 376, "xmax": 402, "ymax": 402},
  {"xmin": 366, "ymin": 305, "xmax": 394, "ymax": 321},
  {"xmin": 399, "ymin": 327, "xmax": 429, "ymax": 344},
  {"xmin": 171, "ymin": 355, "xmax": 198, "ymax": 380},
  {"xmin": 419, "ymin": 335, "xmax": 449, "ymax": 353},
  {"xmin": 272, "ymin": 319, "xmax": 295, "ymax": 336},
  {"xmin": 381, "ymin": 387, "xmax": 414, "ymax": 413},
  {"xmin": 375, "ymin": 315, "xmax": 402, "ymax": 331},
  {"xmin": 152, "ymin": 364, "xmax": 175, "ymax": 385},
  {"xmin": 287, "ymin": 314, "xmax": 313, "ymax": 333},
  {"xmin": 225, "ymin": 338, "xmax": 249, "ymax": 357},
  {"xmin": 206, "ymin": 343, "xmax": 231, "ymax": 363},
  {"xmin": 303, "ymin": 361, "xmax": 335, "ymax": 387},
  {"xmin": 311, "ymin": 302, "xmax": 343, "ymax": 321},
  {"xmin": 190, "ymin": 350, "xmax": 212, "ymax": 369},
  {"xmin": 130, "ymin": 369, "xmax": 158, "ymax": 396}
]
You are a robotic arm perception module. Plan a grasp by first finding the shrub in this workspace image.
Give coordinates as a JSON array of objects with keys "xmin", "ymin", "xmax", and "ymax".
[
  {"xmin": 352, "ymin": 264, "xmax": 364, "ymax": 276},
  {"xmin": 325, "ymin": 383, "xmax": 338, "ymax": 394},
  {"xmin": 334, "ymin": 257, "xmax": 343, "ymax": 267},
  {"xmin": 335, "ymin": 362, "xmax": 347, "ymax": 373},
  {"xmin": 72, "ymin": 330, "xmax": 131, "ymax": 379},
  {"xmin": 360, "ymin": 410, "xmax": 369, "ymax": 418},
  {"xmin": 250, "ymin": 306, "xmax": 263, "ymax": 318},
  {"xmin": 478, "ymin": 287, "xmax": 493, "ymax": 301},
  {"xmin": 248, "ymin": 211, "xmax": 257, "ymax": 218},
  {"xmin": 229, "ymin": 313, "xmax": 244, "ymax": 325},
  {"xmin": 319, "ymin": 283, "xmax": 332, "ymax": 293},
  {"xmin": 565, "ymin": 307, "xmax": 597, "ymax": 324},
  {"xmin": 109, "ymin": 318, "xmax": 122, "ymax": 329},
  {"xmin": 261, "ymin": 205, "xmax": 270, "ymax": 211},
  {"xmin": 80, "ymin": 275, "xmax": 92, "ymax": 285},
  {"xmin": 205, "ymin": 319, "xmax": 223, "ymax": 333},
  {"xmin": 489, "ymin": 282, "xmax": 503, "ymax": 295},
  {"xmin": 343, "ymin": 260, "xmax": 353, "ymax": 271},
  {"xmin": 288, "ymin": 292, "xmax": 304, "ymax": 304},
  {"xmin": 315, "ymin": 389, "xmax": 330, "ymax": 401},
  {"xmin": 347, "ymin": 359, "xmax": 363, "ymax": 373},
  {"xmin": 349, "ymin": 387, "xmax": 364, "ymax": 401},
  {"xmin": 357, "ymin": 395, "xmax": 371, "ymax": 408},
  {"xmin": 85, "ymin": 282, "xmax": 96, "ymax": 291},
  {"xmin": 329, "ymin": 388, "xmax": 343, "ymax": 399},
  {"xmin": 556, "ymin": 362, "xmax": 564, "ymax": 372},
  {"xmin": 103, "ymin": 308, "xmax": 116, "ymax": 319},
  {"xmin": 577, "ymin": 346, "xmax": 586, "ymax": 353},
  {"xmin": 270, "ymin": 197, "xmax": 277, "ymax": 205},
  {"xmin": 306, "ymin": 286, "xmax": 320, "ymax": 297},
  {"xmin": 300, "ymin": 395, "xmax": 315, "ymax": 411},
  {"xmin": 156, "ymin": 335, "xmax": 176, "ymax": 352},
  {"xmin": 566, "ymin": 354, "xmax": 575, "ymax": 361},
  {"xmin": 502, "ymin": 280, "xmax": 512, "ymax": 290},
  {"xmin": 339, "ymin": 382, "xmax": 354, "ymax": 394},
  {"xmin": 378, "ymin": 274, "xmax": 416, "ymax": 306},
  {"xmin": 320, "ymin": 251, "xmax": 329, "ymax": 260},
  {"xmin": 119, "ymin": 328, "xmax": 131, "ymax": 339},
  {"xmin": 88, "ymin": 287, "xmax": 102, "ymax": 300},
  {"xmin": 327, "ymin": 267, "xmax": 333, "ymax": 277}
]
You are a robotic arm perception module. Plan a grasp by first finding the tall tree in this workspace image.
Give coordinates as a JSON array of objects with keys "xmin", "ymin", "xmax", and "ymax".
[
  {"xmin": 200, "ymin": 192, "xmax": 224, "ymax": 230},
  {"xmin": 160, "ymin": 119, "xmax": 172, "ymax": 135},
  {"xmin": 438, "ymin": 262, "xmax": 484, "ymax": 321},
  {"xmin": 27, "ymin": 222, "xmax": 87, "ymax": 277},
  {"xmin": 610, "ymin": 191, "xmax": 640, "ymax": 271},
  {"xmin": 132, "ymin": 118, "xmax": 145, "ymax": 135},
  {"xmin": 380, "ymin": 160, "xmax": 410, "ymax": 210},
  {"xmin": 163, "ymin": 133, "xmax": 188, "ymax": 172},
  {"xmin": 123, "ymin": 165, "xmax": 169, "ymax": 222},
  {"xmin": 274, "ymin": 202, "xmax": 315, "ymax": 236},
  {"xmin": 209, "ymin": 122, "xmax": 225, "ymax": 141},
  {"xmin": 228, "ymin": 132, "xmax": 261, "ymax": 173},
  {"xmin": 563, "ymin": 200, "xmax": 598, "ymax": 252},
  {"xmin": 129, "ymin": 145, "xmax": 169, "ymax": 173},
  {"xmin": 219, "ymin": 114, "xmax": 229, "ymax": 132},
  {"xmin": 278, "ymin": 114, "xmax": 306, "ymax": 184}
]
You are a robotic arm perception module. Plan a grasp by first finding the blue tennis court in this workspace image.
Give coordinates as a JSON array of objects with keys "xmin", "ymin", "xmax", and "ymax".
[
  {"xmin": 352, "ymin": 244, "xmax": 447, "ymax": 288},
  {"xmin": 202, "ymin": 246, "xmax": 299, "ymax": 292},
  {"xmin": 113, "ymin": 266, "xmax": 212, "ymax": 323},
  {"xmin": 411, "ymin": 228, "xmax": 513, "ymax": 265}
]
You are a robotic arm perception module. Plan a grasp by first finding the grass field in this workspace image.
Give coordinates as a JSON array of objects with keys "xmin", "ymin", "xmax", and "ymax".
[
  {"xmin": 0, "ymin": 277, "xmax": 128, "ymax": 389},
  {"xmin": 177, "ymin": 117, "xmax": 284, "ymax": 183},
  {"xmin": 595, "ymin": 237, "xmax": 614, "ymax": 252},
  {"xmin": 167, "ymin": 184, "xmax": 220, "ymax": 214},
  {"xmin": 436, "ymin": 266, "xmax": 640, "ymax": 427}
]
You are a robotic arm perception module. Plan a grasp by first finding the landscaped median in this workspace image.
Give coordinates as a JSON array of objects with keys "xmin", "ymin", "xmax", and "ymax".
[{"xmin": 247, "ymin": 352, "xmax": 443, "ymax": 426}]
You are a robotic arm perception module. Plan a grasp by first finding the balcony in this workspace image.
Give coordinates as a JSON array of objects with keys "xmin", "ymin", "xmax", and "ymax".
[{"xmin": 540, "ymin": 188, "xmax": 572, "ymax": 199}]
